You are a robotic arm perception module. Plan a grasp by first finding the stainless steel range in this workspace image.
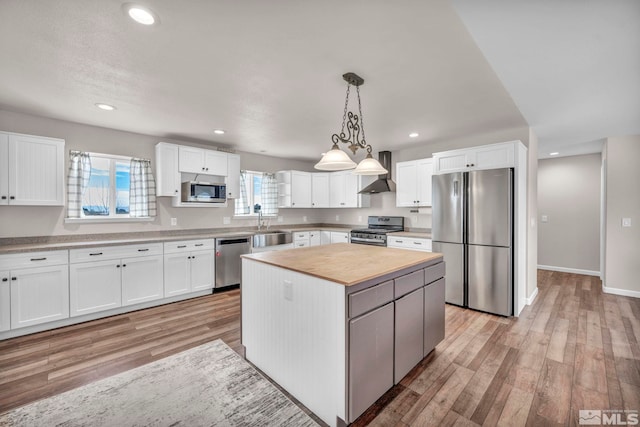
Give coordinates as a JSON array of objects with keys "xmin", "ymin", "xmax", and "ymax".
[{"xmin": 350, "ymin": 216, "xmax": 405, "ymax": 246}]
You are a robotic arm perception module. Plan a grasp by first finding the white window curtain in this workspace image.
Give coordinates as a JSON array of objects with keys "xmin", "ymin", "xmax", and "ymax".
[
  {"xmin": 67, "ymin": 151, "xmax": 91, "ymax": 218},
  {"xmin": 234, "ymin": 171, "xmax": 250, "ymax": 215},
  {"xmin": 129, "ymin": 158, "xmax": 157, "ymax": 218},
  {"xmin": 261, "ymin": 173, "xmax": 278, "ymax": 216}
]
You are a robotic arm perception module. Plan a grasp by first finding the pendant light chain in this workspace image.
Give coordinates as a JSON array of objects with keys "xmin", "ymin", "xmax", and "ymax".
[
  {"xmin": 356, "ymin": 85, "xmax": 370, "ymax": 153},
  {"xmin": 340, "ymin": 85, "xmax": 351, "ymax": 136}
]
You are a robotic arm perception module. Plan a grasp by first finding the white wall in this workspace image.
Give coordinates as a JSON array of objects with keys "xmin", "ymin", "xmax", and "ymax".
[
  {"xmin": 603, "ymin": 136, "xmax": 640, "ymax": 297},
  {"xmin": 0, "ymin": 109, "xmax": 323, "ymax": 238},
  {"xmin": 537, "ymin": 153, "xmax": 601, "ymax": 274},
  {"xmin": 527, "ymin": 129, "xmax": 538, "ymax": 299}
]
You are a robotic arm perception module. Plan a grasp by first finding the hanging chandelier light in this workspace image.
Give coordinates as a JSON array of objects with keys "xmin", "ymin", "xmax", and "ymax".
[{"xmin": 314, "ymin": 72, "xmax": 388, "ymax": 175}]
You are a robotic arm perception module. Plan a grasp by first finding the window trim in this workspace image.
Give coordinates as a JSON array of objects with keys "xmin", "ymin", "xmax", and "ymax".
[{"xmin": 234, "ymin": 170, "xmax": 277, "ymax": 218}]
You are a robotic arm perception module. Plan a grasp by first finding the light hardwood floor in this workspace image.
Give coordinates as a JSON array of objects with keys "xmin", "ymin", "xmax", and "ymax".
[{"xmin": 1, "ymin": 271, "xmax": 639, "ymax": 426}]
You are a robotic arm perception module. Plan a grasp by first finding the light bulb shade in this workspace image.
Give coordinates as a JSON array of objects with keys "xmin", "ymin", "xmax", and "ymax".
[
  {"xmin": 353, "ymin": 154, "xmax": 388, "ymax": 175},
  {"xmin": 315, "ymin": 146, "xmax": 357, "ymax": 171}
]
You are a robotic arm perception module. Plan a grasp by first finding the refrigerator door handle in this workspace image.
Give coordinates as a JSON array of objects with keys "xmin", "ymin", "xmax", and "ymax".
[{"xmin": 453, "ymin": 180, "xmax": 459, "ymax": 197}]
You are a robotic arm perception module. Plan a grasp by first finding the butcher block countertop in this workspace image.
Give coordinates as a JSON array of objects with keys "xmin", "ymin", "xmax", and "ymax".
[{"xmin": 242, "ymin": 243, "xmax": 442, "ymax": 286}]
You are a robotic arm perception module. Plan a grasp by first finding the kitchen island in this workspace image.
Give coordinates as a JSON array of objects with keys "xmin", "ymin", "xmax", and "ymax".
[{"xmin": 241, "ymin": 243, "xmax": 445, "ymax": 426}]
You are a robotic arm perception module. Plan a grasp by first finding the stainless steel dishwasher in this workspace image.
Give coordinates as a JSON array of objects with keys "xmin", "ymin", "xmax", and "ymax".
[{"xmin": 215, "ymin": 236, "xmax": 251, "ymax": 288}]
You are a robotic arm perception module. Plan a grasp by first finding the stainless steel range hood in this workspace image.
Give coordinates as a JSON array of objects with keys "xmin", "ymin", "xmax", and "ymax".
[{"xmin": 358, "ymin": 151, "xmax": 396, "ymax": 194}]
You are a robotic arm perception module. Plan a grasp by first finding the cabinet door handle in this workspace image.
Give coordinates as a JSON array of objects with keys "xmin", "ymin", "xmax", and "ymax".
[
  {"xmin": 10, "ymin": 196, "xmax": 15, "ymax": 200},
  {"xmin": 175, "ymin": 189, "xmax": 178, "ymax": 193},
  {"xmin": 202, "ymin": 167, "xmax": 205, "ymax": 171},
  {"xmin": 177, "ymin": 245, "xmax": 187, "ymax": 248},
  {"xmin": 206, "ymin": 167, "xmax": 209, "ymax": 171},
  {"xmin": 1, "ymin": 196, "xmax": 6, "ymax": 200},
  {"xmin": 30, "ymin": 257, "xmax": 47, "ymax": 261},
  {"xmin": 194, "ymin": 243, "xmax": 204, "ymax": 247},
  {"xmin": 116, "ymin": 264, "xmax": 121, "ymax": 268},
  {"xmin": 89, "ymin": 252, "xmax": 103, "ymax": 256},
  {"xmin": 2, "ymin": 278, "xmax": 7, "ymax": 282},
  {"xmin": 138, "ymin": 248, "xmax": 149, "ymax": 252},
  {"xmin": 187, "ymin": 256, "xmax": 191, "ymax": 259},
  {"xmin": 396, "ymin": 240, "xmax": 403, "ymax": 243},
  {"xmin": 123, "ymin": 264, "xmax": 127, "ymax": 267},
  {"xmin": 414, "ymin": 241, "xmax": 422, "ymax": 245},
  {"xmin": 11, "ymin": 277, "xmax": 17, "ymax": 281}
]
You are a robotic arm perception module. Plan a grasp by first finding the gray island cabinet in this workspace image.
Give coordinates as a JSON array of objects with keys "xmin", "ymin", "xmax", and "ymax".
[{"xmin": 241, "ymin": 243, "xmax": 445, "ymax": 426}]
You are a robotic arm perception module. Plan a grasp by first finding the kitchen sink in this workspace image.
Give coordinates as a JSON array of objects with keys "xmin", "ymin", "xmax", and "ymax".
[{"xmin": 252, "ymin": 231, "xmax": 292, "ymax": 248}]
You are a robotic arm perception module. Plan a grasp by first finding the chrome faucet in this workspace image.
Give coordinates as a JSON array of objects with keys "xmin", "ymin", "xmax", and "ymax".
[{"xmin": 257, "ymin": 209, "xmax": 263, "ymax": 231}]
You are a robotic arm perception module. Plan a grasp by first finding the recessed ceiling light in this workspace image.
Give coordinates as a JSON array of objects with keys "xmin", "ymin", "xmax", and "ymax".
[
  {"xmin": 409, "ymin": 132, "xmax": 419, "ymax": 138},
  {"xmin": 123, "ymin": 3, "xmax": 158, "ymax": 25},
  {"xmin": 95, "ymin": 103, "xmax": 116, "ymax": 111},
  {"xmin": 549, "ymin": 152, "xmax": 559, "ymax": 156},
  {"xmin": 213, "ymin": 129, "xmax": 225, "ymax": 135}
]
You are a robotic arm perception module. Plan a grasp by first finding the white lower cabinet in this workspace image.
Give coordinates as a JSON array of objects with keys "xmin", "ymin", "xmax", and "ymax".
[
  {"xmin": 69, "ymin": 259, "xmax": 121, "ymax": 316},
  {"xmin": 330, "ymin": 231, "xmax": 349, "ymax": 244},
  {"xmin": 309, "ymin": 231, "xmax": 321, "ymax": 246},
  {"xmin": 11, "ymin": 264, "xmax": 69, "ymax": 329},
  {"xmin": 0, "ymin": 250, "xmax": 69, "ymax": 330},
  {"xmin": 121, "ymin": 256, "xmax": 164, "ymax": 306},
  {"xmin": 0, "ymin": 272, "xmax": 9, "ymax": 332},
  {"xmin": 163, "ymin": 239, "xmax": 215, "ymax": 297},
  {"xmin": 69, "ymin": 243, "xmax": 164, "ymax": 315}
]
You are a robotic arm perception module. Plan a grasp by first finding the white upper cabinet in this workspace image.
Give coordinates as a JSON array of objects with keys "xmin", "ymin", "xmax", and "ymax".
[
  {"xmin": 291, "ymin": 171, "xmax": 312, "ymax": 208},
  {"xmin": 311, "ymin": 173, "xmax": 330, "ymax": 208},
  {"xmin": 329, "ymin": 171, "xmax": 371, "ymax": 208},
  {"xmin": 433, "ymin": 141, "xmax": 516, "ymax": 174},
  {"xmin": 178, "ymin": 146, "xmax": 228, "ymax": 176},
  {"xmin": 396, "ymin": 158, "xmax": 433, "ymax": 207},
  {"xmin": 155, "ymin": 142, "xmax": 181, "ymax": 197},
  {"xmin": 0, "ymin": 132, "xmax": 65, "ymax": 206},
  {"xmin": 226, "ymin": 153, "xmax": 240, "ymax": 199}
]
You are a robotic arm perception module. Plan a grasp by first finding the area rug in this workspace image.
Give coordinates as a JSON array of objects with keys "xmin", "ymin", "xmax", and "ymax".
[{"xmin": 0, "ymin": 339, "xmax": 318, "ymax": 426}]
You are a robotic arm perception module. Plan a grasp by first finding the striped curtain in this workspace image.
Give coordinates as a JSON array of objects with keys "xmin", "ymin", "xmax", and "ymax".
[
  {"xmin": 234, "ymin": 171, "xmax": 250, "ymax": 215},
  {"xmin": 261, "ymin": 173, "xmax": 278, "ymax": 216},
  {"xmin": 129, "ymin": 158, "xmax": 157, "ymax": 218},
  {"xmin": 67, "ymin": 151, "xmax": 92, "ymax": 218}
]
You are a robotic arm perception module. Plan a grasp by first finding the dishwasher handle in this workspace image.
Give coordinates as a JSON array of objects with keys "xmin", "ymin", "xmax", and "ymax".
[{"xmin": 217, "ymin": 238, "xmax": 251, "ymax": 245}]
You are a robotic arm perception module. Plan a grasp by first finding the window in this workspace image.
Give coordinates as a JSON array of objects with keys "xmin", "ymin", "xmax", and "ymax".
[
  {"xmin": 234, "ymin": 171, "xmax": 278, "ymax": 217},
  {"xmin": 81, "ymin": 154, "xmax": 131, "ymax": 217}
]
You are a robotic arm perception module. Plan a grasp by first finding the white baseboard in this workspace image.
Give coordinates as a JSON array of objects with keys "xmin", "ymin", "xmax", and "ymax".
[
  {"xmin": 538, "ymin": 265, "xmax": 600, "ymax": 277},
  {"xmin": 525, "ymin": 287, "xmax": 538, "ymax": 305},
  {"xmin": 603, "ymin": 286, "xmax": 640, "ymax": 298}
]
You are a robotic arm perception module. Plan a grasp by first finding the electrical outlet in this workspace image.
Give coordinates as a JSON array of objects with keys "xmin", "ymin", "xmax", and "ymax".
[
  {"xmin": 411, "ymin": 215, "xmax": 418, "ymax": 223},
  {"xmin": 622, "ymin": 217, "xmax": 632, "ymax": 227},
  {"xmin": 277, "ymin": 215, "xmax": 284, "ymax": 223},
  {"xmin": 358, "ymin": 215, "xmax": 363, "ymax": 222},
  {"xmin": 170, "ymin": 218, "xmax": 177, "ymax": 226},
  {"xmin": 541, "ymin": 215, "xmax": 548, "ymax": 223},
  {"xmin": 223, "ymin": 217, "xmax": 231, "ymax": 225},
  {"xmin": 303, "ymin": 216, "xmax": 307, "ymax": 222},
  {"xmin": 335, "ymin": 215, "xmax": 340, "ymax": 222}
]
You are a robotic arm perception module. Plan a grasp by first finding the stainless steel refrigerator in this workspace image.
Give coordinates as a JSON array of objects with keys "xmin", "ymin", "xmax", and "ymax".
[{"xmin": 432, "ymin": 168, "xmax": 513, "ymax": 316}]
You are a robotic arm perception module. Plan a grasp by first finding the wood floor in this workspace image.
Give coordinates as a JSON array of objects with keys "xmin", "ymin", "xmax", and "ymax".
[{"xmin": 1, "ymin": 271, "xmax": 639, "ymax": 426}]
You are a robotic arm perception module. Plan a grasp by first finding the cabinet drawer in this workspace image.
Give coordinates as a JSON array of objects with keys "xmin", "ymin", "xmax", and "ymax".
[
  {"xmin": 70, "ymin": 243, "xmax": 163, "ymax": 263},
  {"xmin": 424, "ymin": 261, "xmax": 446, "ymax": 285},
  {"xmin": 387, "ymin": 236, "xmax": 432, "ymax": 251},
  {"xmin": 293, "ymin": 231, "xmax": 310, "ymax": 241},
  {"xmin": 0, "ymin": 250, "xmax": 68, "ymax": 269},
  {"xmin": 349, "ymin": 280, "xmax": 394, "ymax": 318},
  {"xmin": 294, "ymin": 241, "xmax": 309, "ymax": 248},
  {"xmin": 164, "ymin": 239, "xmax": 215, "ymax": 254},
  {"xmin": 394, "ymin": 269, "xmax": 424, "ymax": 298}
]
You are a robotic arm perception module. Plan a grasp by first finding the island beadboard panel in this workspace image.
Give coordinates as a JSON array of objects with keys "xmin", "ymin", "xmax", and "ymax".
[{"xmin": 242, "ymin": 243, "xmax": 443, "ymax": 286}]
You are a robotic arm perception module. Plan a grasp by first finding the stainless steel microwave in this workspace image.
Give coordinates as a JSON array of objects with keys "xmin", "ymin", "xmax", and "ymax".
[{"xmin": 181, "ymin": 181, "xmax": 227, "ymax": 203}]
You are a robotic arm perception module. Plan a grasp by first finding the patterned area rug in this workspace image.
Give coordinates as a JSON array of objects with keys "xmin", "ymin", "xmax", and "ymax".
[{"xmin": 0, "ymin": 339, "xmax": 318, "ymax": 427}]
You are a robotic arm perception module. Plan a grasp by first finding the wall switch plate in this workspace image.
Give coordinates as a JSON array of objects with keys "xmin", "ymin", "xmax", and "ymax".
[
  {"xmin": 277, "ymin": 215, "xmax": 284, "ymax": 223},
  {"xmin": 302, "ymin": 216, "xmax": 307, "ymax": 222},
  {"xmin": 223, "ymin": 217, "xmax": 231, "ymax": 225},
  {"xmin": 622, "ymin": 217, "xmax": 632, "ymax": 227},
  {"xmin": 541, "ymin": 215, "xmax": 548, "ymax": 223},
  {"xmin": 335, "ymin": 215, "xmax": 340, "ymax": 221},
  {"xmin": 358, "ymin": 215, "xmax": 363, "ymax": 222},
  {"xmin": 170, "ymin": 218, "xmax": 177, "ymax": 226},
  {"xmin": 283, "ymin": 280, "xmax": 293, "ymax": 301}
]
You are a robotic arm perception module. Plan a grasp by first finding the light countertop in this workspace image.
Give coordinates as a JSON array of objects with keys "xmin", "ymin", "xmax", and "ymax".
[
  {"xmin": 242, "ymin": 243, "xmax": 442, "ymax": 286},
  {"xmin": 388, "ymin": 231, "xmax": 432, "ymax": 239}
]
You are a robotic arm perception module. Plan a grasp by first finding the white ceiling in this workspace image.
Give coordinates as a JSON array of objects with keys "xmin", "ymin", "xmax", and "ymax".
[
  {"xmin": 0, "ymin": 1, "xmax": 636, "ymax": 161},
  {"xmin": 453, "ymin": 0, "xmax": 640, "ymax": 159}
]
